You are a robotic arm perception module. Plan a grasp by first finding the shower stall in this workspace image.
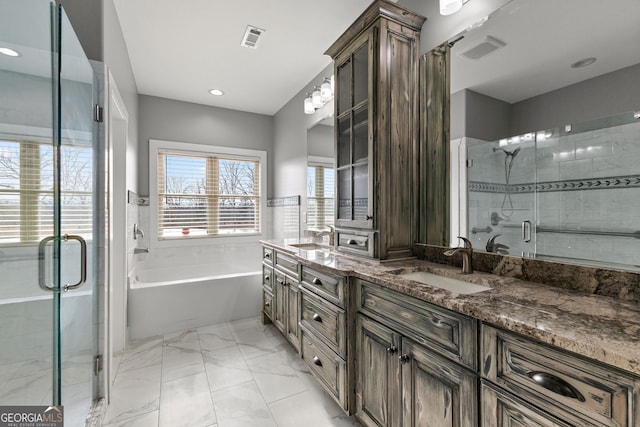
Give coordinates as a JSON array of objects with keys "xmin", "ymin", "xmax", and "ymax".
[
  {"xmin": 0, "ymin": 1, "xmax": 103, "ymax": 424},
  {"xmin": 461, "ymin": 110, "xmax": 640, "ymax": 269}
]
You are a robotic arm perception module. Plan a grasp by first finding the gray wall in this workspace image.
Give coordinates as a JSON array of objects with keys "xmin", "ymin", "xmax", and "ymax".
[
  {"xmin": 137, "ymin": 95, "xmax": 274, "ymax": 196},
  {"xmin": 60, "ymin": 0, "xmax": 103, "ymax": 61},
  {"xmin": 510, "ymin": 63, "xmax": 640, "ymax": 135},
  {"xmin": 451, "ymin": 89, "xmax": 510, "ymax": 141},
  {"xmin": 453, "ymin": 63, "xmax": 640, "ymax": 141},
  {"xmin": 307, "ymin": 124, "xmax": 334, "ymax": 158}
]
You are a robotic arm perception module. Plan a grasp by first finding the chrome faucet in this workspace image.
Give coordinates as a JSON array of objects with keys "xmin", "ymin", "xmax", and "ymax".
[
  {"xmin": 486, "ymin": 234, "xmax": 509, "ymax": 254},
  {"xmin": 444, "ymin": 237, "xmax": 473, "ymax": 274},
  {"xmin": 133, "ymin": 224, "xmax": 144, "ymax": 240},
  {"xmin": 317, "ymin": 225, "xmax": 335, "ymax": 246}
]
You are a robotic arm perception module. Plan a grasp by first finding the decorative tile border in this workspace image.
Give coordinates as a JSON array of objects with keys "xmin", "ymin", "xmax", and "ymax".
[
  {"xmin": 267, "ymin": 195, "xmax": 300, "ymax": 207},
  {"xmin": 470, "ymin": 174, "xmax": 640, "ymax": 194}
]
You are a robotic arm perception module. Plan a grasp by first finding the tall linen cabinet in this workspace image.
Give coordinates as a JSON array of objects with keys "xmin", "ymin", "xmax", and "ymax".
[{"xmin": 326, "ymin": 0, "xmax": 425, "ymax": 260}]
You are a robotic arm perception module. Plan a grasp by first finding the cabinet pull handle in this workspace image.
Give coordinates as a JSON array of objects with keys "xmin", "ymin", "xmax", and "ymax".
[
  {"xmin": 264, "ymin": 253, "xmax": 271, "ymax": 259},
  {"xmin": 527, "ymin": 371, "xmax": 585, "ymax": 402},
  {"xmin": 399, "ymin": 354, "xmax": 410, "ymax": 364},
  {"xmin": 312, "ymin": 356, "xmax": 323, "ymax": 367},
  {"xmin": 312, "ymin": 277, "xmax": 323, "ymax": 286},
  {"xmin": 312, "ymin": 313, "xmax": 322, "ymax": 322},
  {"xmin": 386, "ymin": 345, "xmax": 397, "ymax": 354},
  {"xmin": 347, "ymin": 239, "xmax": 358, "ymax": 245},
  {"xmin": 346, "ymin": 239, "xmax": 367, "ymax": 247},
  {"xmin": 522, "ymin": 220, "xmax": 532, "ymax": 242}
]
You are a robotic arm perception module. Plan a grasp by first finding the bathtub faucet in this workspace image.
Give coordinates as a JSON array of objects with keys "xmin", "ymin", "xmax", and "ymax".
[{"xmin": 133, "ymin": 224, "xmax": 144, "ymax": 240}]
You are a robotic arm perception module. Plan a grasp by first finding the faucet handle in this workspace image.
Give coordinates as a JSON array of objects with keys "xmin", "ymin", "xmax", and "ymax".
[{"xmin": 457, "ymin": 236, "xmax": 472, "ymax": 249}]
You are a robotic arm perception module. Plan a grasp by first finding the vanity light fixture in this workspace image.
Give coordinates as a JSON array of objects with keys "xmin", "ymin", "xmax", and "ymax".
[
  {"xmin": 209, "ymin": 89, "xmax": 224, "ymax": 96},
  {"xmin": 0, "ymin": 47, "xmax": 20, "ymax": 57},
  {"xmin": 304, "ymin": 75, "xmax": 334, "ymax": 114},
  {"xmin": 304, "ymin": 94, "xmax": 315, "ymax": 114},
  {"xmin": 440, "ymin": 0, "xmax": 470, "ymax": 16}
]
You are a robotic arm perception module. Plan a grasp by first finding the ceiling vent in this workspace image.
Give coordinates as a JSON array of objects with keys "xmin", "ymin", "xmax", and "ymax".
[
  {"xmin": 459, "ymin": 36, "xmax": 506, "ymax": 60},
  {"xmin": 241, "ymin": 25, "xmax": 265, "ymax": 49}
]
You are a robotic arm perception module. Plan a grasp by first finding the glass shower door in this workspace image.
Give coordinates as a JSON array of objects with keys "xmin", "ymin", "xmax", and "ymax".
[
  {"xmin": 0, "ymin": 1, "xmax": 97, "ymax": 424},
  {"xmin": 57, "ymin": 4, "xmax": 97, "ymax": 424}
]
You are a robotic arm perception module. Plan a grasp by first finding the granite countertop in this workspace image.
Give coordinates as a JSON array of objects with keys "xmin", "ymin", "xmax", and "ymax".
[{"xmin": 261, "ymin": 238, "xmax": 640, "ymax": 377}]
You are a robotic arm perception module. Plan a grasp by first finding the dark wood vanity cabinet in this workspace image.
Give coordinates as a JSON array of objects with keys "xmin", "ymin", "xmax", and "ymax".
[
  {"xmin": 355, "ymin": 279, "xmax": 478, "ymax": 427},
  {"xmin": 326, "ymin": 0, "xmax": 425, "ymax": 260},
  {"xmin": 265, "ymin": 250, "xmax": 301, "ymax": 352}
]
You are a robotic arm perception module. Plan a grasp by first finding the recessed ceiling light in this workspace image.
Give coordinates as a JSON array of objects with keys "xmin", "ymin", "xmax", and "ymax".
[
  {"xmin": 209, "ymin": 89, "xmax": 224, "ymax": 96},
  {"xmin": 0, "ymin": 47, "xmax": 20, "ymax": 57},
  {"xmin": 570, "ymin": 57, "xmax": 596, "ymax": 68}
]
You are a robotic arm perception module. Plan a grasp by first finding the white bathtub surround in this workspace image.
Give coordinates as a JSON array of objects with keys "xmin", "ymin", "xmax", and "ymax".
[
  {"xmin": 127, "ymin": 242, "xmax": 262, "ymax": 340},
  {"xmin": 103, "ymin": 317, "xmax": 360, "ymax": 427}
]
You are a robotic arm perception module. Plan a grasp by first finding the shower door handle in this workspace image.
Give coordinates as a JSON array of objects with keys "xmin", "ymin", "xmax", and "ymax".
[
  {"xmin": 63, "ymin": 234, "xmax": 87, "ymax": 291},
  {"xmin": 522, "ymin": 220, "xmax": 532, "ymax": 243},
  {"xmin": 38, "ymin": 236, "xmax": 56, "ymax": 292}
]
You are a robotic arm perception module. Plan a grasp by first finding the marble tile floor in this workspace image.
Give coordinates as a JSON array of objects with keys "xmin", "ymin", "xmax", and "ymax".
[{"xmin": 102, "ymin": 317, "xmax": 361, "ymax": 427}]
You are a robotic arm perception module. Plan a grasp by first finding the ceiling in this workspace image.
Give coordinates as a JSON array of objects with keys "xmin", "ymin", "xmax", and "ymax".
[
  {"xmin": 113, "ymin": 0, "xmax": 372, "ymax": 116},
  {"xmin": 451, "ymin": 0, "xmax": 640, "ymax": 103}
]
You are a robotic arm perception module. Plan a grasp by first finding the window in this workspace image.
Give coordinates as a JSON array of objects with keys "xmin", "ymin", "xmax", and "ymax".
[
  {"xmin": 155, "ymin": 143, "xmax": 263, "ymax": 240},
  {"xmin": 307, "ymin": 163, "xmax": 335, "ymax": 230},
  {"xmin": 0, "ymin": 139, "xmax": 93, "ymax": 243}
]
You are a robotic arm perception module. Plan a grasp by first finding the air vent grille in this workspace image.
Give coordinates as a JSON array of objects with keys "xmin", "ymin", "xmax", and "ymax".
[
  {"xmin": 241, "ymin": 25, "xmax": 265, "ymax": 49},
  {"xmin": 459, "ymin": 36, "xmax": 506, "ymax": 60}
]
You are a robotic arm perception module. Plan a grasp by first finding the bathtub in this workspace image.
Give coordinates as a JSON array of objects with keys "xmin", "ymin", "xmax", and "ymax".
[{"xmin": 127, "ymin": 258, "xmax": 262, "ymax": 340}]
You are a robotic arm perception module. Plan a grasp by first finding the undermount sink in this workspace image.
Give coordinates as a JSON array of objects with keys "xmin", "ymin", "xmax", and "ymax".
[
  {"xmin": 398, "ymin": 271, "xmax": 492, "ymax": 295},
  {"xmin": 288, "ymin": 242, "xmax": 329, "ymax": 250}
]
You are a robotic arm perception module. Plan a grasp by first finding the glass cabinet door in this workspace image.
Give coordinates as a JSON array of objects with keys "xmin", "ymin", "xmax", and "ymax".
[{"xmin": 335, "ymin": 36, "xmax": 373, "ymax": 228}]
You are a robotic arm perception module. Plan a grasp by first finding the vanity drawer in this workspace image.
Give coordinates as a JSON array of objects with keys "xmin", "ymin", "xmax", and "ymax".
[
  {"xmin": 482, "ymin": 324, "xmax": 640, "ymax": 427},
  {"xmin": 299, "ymin": 288, "xmax": 346, "ymax": 357},
  {"xmin": 274, "ymin": 251, "xmax": 299, "ymax": 279},
  {"xmin": 356, "ymin": 279, "xmax": 477, "ymax": 370},
  {"xmin": 336, "ymin": 230, "xmax": 375, "ymax": 258},
  {"xmin": 300, "ymin": 265, "xmax": 345, "ymax": 307},
  {"xmin": 262, "ymin": 264, "xmax": 273, "ymax": 292},
  {"xmin": 301, "ymin": 331, "xmax": 346, "ymax": 409},
  {"xmin": 262, "ymin": 246, "xmax": 273, "ymax": 265},
  {"xmin": 263, "ymin": 289, "xmax": 273, "ymax": 321}
]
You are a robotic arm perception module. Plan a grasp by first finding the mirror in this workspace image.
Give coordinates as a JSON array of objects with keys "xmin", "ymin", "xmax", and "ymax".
[
  {"xmin": 305, "ymin": 115, "xmax": 335, "ymax": 232},
  {"xmin": 441, "ymin": 0, "xmax": 640, "ymax": 270}
]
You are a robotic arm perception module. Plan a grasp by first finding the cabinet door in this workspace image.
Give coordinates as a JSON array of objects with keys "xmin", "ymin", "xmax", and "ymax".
[
  {"xmin": 356, "ymin": 315, "xmax": 401, "ymax": 427},
  {"xmin": 335, "ymin": 31, "xmax": 374, "ymax": 230},
  {"xmin": 273, "ymin": 271, "xmax": 287, "ymax": 333},
  {"xmin": 481, "ymin": 382, "xmax": 571, "ymax": 427},
  {"xmin": 400, "ymin": 338, "xmax": 477, "ymax": 427},
  {"xmin": 285, "ymin": 281, "xmax": 300, "ymax": 351}
]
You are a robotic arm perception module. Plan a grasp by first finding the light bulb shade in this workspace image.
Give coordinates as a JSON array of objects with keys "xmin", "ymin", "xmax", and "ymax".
[
  {"xmin": 320, "ymin": 78, "xmax": 333, "ymax": 102},
  {"xmin": 304, "ymin": 95, "xmax": 315, "ymax": 114},
  {"xmin": 440, "ymin": 0, "xmax": 462, "ymax": 15},
  {"xmin": 312, "ymin": 87, "xmax": 323, "ymax": 108}
]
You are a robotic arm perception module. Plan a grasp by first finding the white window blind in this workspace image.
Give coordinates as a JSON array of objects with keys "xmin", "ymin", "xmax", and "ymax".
[
  {"xmin": 0, "ymin": 139, "xmax": 93, "ymax": 243},
  {"xmin": 157, "ymin": 150, "xmax": 261, "ymax": 239},
  {"xmin": 307, "ymin": 164, "xmax": 335, "ymax": 230}
]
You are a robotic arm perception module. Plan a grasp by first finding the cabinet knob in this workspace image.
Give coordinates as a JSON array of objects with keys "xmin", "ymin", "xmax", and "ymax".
[
  {"xmin": 264, "ymin": 275, "xmax": 270, "ymax": 281},
  {"xmin": 312, "ymin": 277, "xmax": 323, "ymax": 286},
  {"xmin": 276, "ymin": 278, "xmax": 284, "ymax": 285},
  {"xmin": 399, "ymin": 354, "xmax": 410, "ymax": 364},
  {"xmin": 312, "ymin": 356, "xmax": 323, "ymax": 367},
  {"xmin": 366, "ymin": 215, "xmax": 373, "ymax": 220},
  {"xmin": 312, "ymin": 313, "xmax": 322, "ymax": 323},
  {"xmin": 386, "ymin": 345, "xmax": 397, "ymax": 354},
  {"xmin": 264, "ymin": 253, "xmax": 271, "ymax": 258},
  {"xmin": 265, "ymin": 302, "xmax": 270, "ymax": 308}
]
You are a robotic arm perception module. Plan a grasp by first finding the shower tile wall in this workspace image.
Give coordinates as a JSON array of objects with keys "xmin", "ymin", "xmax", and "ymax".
[{"xmin": 468, "ymin": 117, "xmax": 640, "ymax": 267}]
